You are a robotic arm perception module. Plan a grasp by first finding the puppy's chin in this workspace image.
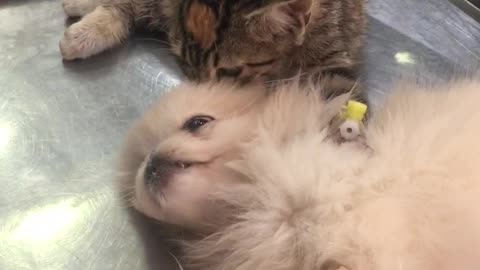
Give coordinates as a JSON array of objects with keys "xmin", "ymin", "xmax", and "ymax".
[{"xmin": 132, "ymin": 159, "xmax": 243, "ymax": 232}]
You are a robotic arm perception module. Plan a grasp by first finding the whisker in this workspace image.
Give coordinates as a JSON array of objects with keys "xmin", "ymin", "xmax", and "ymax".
[
  {"xmin": 135, "ymin": 14, "xmax": 155, "ymax": 21},
  {"xmin": 154, "ymin": 70, "xmax": 165, "ymax": 86},
  {"xmin": 263, "ymin": 72, "xmax": 308, "ymax": 86},
  {"xmin": 136, "ymin": 38, "xmax": 172, "ymax": 46},
  {"xmin": 169, "ymin": 251, "xmax": 185, "ymax": 270}
]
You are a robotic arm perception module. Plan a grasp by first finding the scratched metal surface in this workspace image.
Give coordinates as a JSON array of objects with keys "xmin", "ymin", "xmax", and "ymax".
[{"xmin": 0, "ymin": 0, "xmax": 479, "ymax": 269}]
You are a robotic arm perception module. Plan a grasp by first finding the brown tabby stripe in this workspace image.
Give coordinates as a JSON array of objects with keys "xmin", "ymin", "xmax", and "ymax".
[
  {"xmin": 179, "ymin": 0, "xmax": 245, "ymax": 69},
  {"xmin": 236, "ymin": 0, "xmax": 274, "ymax": 13}
]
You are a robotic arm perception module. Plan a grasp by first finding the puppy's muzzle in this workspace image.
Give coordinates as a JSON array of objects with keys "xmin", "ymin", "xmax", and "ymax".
[{"xmin": 144, "ymin": 155, "xmax": 192, "ymax": 187}]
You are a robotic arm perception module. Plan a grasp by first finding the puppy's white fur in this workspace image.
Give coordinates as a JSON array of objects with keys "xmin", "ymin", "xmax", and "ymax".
[
  {"xmin": 118, "ymin": 82, "xmax": 266, "ymax": 232},
  {"xmin": 184, "ymin": 79, "xmax": 480, "ymax": 270},
  {"xmin": 118, "ymin": 76, "xmax": 349, "ymax": 233}
]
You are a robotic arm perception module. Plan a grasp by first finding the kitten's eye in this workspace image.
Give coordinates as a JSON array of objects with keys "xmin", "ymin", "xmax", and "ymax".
[
  {"xmin": 246, "ymin": 59, "xmax": 276, "ymax": 67},
  {"xmin": 216, "ymin": 67, "xmax": 243, "ymax": 78},
  {"xmin": 183, "ymin": 115, "xmax": 215, "ymax": 133}
]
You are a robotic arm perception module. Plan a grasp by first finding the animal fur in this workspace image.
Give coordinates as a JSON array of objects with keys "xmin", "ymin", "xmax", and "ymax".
[
  {"xmin": 182, "ymin": 79, "xmax": 480, "ymax": 270},
  {"xmin": 117, "ymin": 81, "xmax": 266, "ymax": 232},
  {"xmin": 60, "ymin": 0, "xmax": 366, "ymax": 88},
  {"xmin": 117, "ymin": 75, "xmax": 353, "ymax": 233}
]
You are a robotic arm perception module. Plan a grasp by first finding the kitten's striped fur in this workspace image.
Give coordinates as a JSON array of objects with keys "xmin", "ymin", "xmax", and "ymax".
[{"xmin": 61, "ymin": 0, "xmax": 366, "ymax": 90}]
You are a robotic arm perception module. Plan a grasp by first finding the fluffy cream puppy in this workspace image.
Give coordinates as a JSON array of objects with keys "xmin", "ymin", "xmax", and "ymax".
[
  {"xmin": 183, "ymin": 79, "xmax": 480, "ymax": 270},
  {"xmin": 118, "ymin": 76, "xmax": 354, "ymax": 233},
  {"xmin": 118, "ymin": 82, "xmax": 267, "ymax": 232}
]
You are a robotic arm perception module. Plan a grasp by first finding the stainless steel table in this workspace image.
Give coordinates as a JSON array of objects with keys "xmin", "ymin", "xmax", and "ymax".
[{"xmin": 0, "ymin": 0, "xmax": 479, "ymax": 269}]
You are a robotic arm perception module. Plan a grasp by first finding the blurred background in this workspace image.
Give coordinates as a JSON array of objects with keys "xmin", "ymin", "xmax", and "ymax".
[{"xmin": 0, "ymin": 0, "xmax": 479, "ymax": 269}]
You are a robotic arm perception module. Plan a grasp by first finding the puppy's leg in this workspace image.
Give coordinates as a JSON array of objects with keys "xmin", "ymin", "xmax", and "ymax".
[
  {"xmin": 60, "ymin": 4, "xmax": 132, "ymax": 60},
  {"xmin": 63, "ymin": 0, "xmax": 105, "ymax": 17}
]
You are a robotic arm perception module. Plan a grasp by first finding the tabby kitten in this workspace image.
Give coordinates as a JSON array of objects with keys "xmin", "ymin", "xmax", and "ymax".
[{"xmin": 60, "ymin": 0, "xmax": 366, "ymax": 83}]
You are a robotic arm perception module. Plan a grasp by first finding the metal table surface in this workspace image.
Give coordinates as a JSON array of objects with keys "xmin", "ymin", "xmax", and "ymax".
[{"xmin": 0, "ymin": 0, "xmax": 479, "ymax": 269}]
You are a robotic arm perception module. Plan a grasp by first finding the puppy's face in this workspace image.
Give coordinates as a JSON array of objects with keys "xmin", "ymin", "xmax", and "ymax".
[{"xmin": 119, "ymin": 82, "xmax": 266, "ymax": 231}]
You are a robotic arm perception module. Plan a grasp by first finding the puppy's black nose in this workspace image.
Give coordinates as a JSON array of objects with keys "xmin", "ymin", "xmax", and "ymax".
[{"xmin": 144, "ymin": 155, "xmax": 173, "ymax": 186}]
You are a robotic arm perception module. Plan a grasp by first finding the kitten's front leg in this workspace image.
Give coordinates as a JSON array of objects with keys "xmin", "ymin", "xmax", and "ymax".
[{"xmin": 60, "ymin": 5, "xmax": 131, "ymax": 60}]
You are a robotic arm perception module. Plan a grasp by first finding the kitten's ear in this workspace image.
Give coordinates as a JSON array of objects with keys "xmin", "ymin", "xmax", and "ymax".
[{"xmin": 244, "ymin": 0, "xmax": 313, "ymax": 45}]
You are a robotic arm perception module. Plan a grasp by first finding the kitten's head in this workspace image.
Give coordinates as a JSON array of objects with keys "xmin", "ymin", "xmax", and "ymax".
[
  {"xmin": 118, "ymin": 82, "xmax": 266, "ymax": 232},
  {"xmin": 164, "ymin": 0, "xmax": 313, "ymax": 82}
]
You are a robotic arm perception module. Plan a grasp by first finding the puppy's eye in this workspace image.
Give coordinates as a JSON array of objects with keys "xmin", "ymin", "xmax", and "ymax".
[
  {"xmin": 183, "ymin": 115, "xmax": 215, "ymax": 133},
  {"xmin": 216, "ymin": 67, "xmax": 243, "ymax": 78}
]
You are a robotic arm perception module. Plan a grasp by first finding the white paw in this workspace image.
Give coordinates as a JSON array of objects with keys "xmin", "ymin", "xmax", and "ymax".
[
  {"xmin": 59, "ymin": 23, "xmax": 102, "ymax": 60},
  {"xmin": 63, "ymin": 0, "xmax": 96, "ymax": 17}
]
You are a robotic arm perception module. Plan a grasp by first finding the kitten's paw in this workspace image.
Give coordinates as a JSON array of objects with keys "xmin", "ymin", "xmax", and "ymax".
[
  {"xmin": 60, "ymin": 23, "xmax": 101, "ymax": 60},
  {"xmin": 63, "ymin": 0, "xmax": 96, "ymax": 17}
]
